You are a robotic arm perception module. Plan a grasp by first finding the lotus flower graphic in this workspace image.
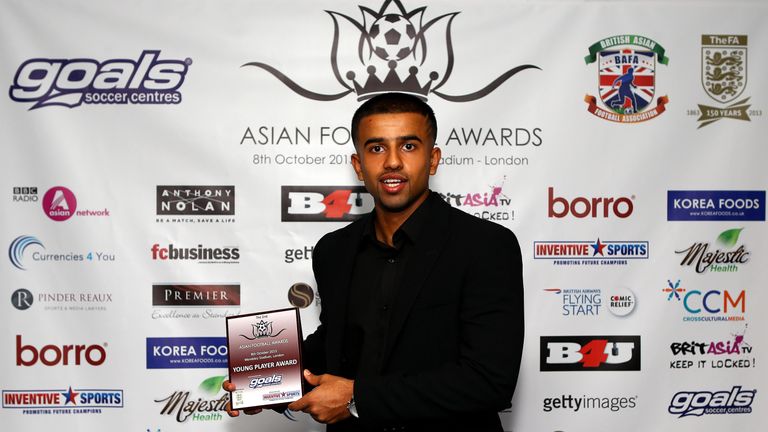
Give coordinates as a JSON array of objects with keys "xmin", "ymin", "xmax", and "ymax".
[{"xmin": 243, "ymin": 0, "xmax": 539, "ymax": 102}]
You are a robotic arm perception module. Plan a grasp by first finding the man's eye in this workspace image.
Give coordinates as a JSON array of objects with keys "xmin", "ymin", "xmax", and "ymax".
[
  {"xmin": 371, "ymin": 145, "xmax": 384, "ymax": 153},
  {"xmin": 403, "ymin": 143, "xmax": 415, "ymax": 151}
]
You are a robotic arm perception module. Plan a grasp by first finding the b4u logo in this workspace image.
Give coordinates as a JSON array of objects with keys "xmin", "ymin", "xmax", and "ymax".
[
  {"xmin": 281, "ymin": 186, "xmax": 374, "ymax": 221},
  {"xmin": 540, "ymin": 336, "xmax": 641, "ymax": 371}
]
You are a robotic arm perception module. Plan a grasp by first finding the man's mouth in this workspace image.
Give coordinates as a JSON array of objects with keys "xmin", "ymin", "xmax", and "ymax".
[{"xmin": 380, "ymin": 176, "xmax": 407, "ymax": 193}]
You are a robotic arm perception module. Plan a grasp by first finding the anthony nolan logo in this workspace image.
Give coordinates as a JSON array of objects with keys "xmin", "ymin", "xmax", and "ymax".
[
  {"xmin": 2, "ymin": 386, "xmax": 123, "ymax": 415},
  {"xmin": 694, "ymin": 35, "xmax": 759, "ymax": 128},
  {"xmin": 243, "ymin": 0, "xmax": 538, "ymax": 102},
  {"xmin": 540, "ymin": 336, "xmax": 641, "ymax": 371},
  {"xmin": 584, "ymin": 35, "xmax": 669, "ymax": 123},
  {"xmin": 9, "ymin": 50, "xmax": 189, "ymax": 110},
  {"xmin": 282, "ymin": 186, "xmax": 373, "ymax": 221},
  {"xmin": 533, "ymin": 238, "xmax": 649, "ymax": 266},
  {"xmin": 156, "ymin": 186, "xmax": 235, "ymax": 223}
]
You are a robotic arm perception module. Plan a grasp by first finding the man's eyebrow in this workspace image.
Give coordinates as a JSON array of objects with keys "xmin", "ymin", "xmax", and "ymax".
[{"xmin": 363, "ymin": 135, "xmax": 423, "ymax": 146}]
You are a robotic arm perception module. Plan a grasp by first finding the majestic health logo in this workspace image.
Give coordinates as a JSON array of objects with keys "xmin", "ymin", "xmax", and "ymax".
[
  {"xmin": 694, "ymin": 35, "xmax": 758, "ymax": 127},
  {"xmin": 243, "ymin": 0, "xmax": 538, "ymax": 102},
  {"xmin": 9, "ymin": 50, "xmax": 190, "ymax": 110},
  {"xmin": 668, "ymin": 190, "xmax": 765, "ymax": 221},
  {"xmin": 663, "ymin": 279, "xmax": 746, "ymax": 322},
  {"xmin": 584, "ymin": 35, "xmax": 669, "ymax": 123},
  {"xmin": 282, "ymin": 186, "xmax": 373, "ymax": 221},
  {"xmin": 533, "ymin": 238, "xmax": 648, "ymax": 266},
  {"xmin": 9, "ymin": 235, "xmax": 44, "ymax": 270},
  {"xmin": 675, "ymin": 228, "xmax": 750, "ymax": 273},
  {"xmin": 146, "ymin": 337, "xmax": 228, "ymax": 369},
  {"xmin": 548, "ymin": 187, "xmax": 634, "ymax": 219},
  {"xmin": 155, "ymin": 376, "xmax": 228, "ymax": 422},
  {"xmin": 668, "ymin": 386, "xmax": 755, "ymax": 417},
  {"xmin": 540, "ymin": 336, "xmax": 641, "ymax": 371}
]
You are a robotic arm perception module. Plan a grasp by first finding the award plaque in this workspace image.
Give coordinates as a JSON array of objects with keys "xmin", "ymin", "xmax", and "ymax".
[{"xmin": 226, "ymin": 307, "xmax": 304, "ymax": 409}]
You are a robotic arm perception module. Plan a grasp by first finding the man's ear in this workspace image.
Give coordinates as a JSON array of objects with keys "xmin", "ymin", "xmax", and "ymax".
[
  {"xmin": 351, "ymin": 152, "xmax": 364, "ymax": 181},
  {"xmin": 429, "ymin": 145, "xmax": 441, "ymax": 175}
]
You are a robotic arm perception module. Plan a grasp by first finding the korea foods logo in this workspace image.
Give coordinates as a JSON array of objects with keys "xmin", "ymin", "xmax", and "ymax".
[
  {"xmin": 584, "ymin": 35, "xmax": 669, "ymax": 123},
  {"xmin": 9, "ymin": 50, "xmax": 189, "ymax": 110},
  {"xmin": 243, "ymin": 0, "xmax": 538, "ymax": 102},
  {"xmin": 667, "ymin": 190, "xmax": 765, "ymax": 221}
]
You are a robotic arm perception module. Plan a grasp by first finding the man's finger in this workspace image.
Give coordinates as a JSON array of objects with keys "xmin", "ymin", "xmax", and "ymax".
[
  {"xmin": 225, "ymin": 401, "xmax": 240, "ymax": 417},
  {"xmin": 287, "ymin": 395, "xmax": 310, "ymax": 412},
  {"xmin": 303, "ymin": 369, "xmax": 322, "ymax": 386},
  {"xmin": 222, "ymin": 380, "xmax": 236, "ymax": 392},
  {"xmin": 243, "ymin": 407, "xmax": 263, "ymax": 415}
]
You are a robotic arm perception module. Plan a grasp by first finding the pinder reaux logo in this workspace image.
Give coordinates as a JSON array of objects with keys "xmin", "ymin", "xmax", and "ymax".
[
  {"xmin": 9, "ymin": 235, "xmax": 44, "ymax": 270},
  {"xmin": 244, "ymin": 0, "xmax": 539, "ymax": 101}
]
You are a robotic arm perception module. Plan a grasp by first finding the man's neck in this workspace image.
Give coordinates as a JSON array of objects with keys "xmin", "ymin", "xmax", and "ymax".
[{"xmin": 373, "ymin": 190, "xmax": 430, "ymax": 247}]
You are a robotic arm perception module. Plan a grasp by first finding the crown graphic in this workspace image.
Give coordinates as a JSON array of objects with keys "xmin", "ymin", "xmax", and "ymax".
[{"xmin": 346, "ymin": 61, "xmax": 438, "ymax": 101}]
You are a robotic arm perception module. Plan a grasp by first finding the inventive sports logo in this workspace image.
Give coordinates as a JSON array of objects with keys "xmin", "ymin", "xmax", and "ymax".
[
  {"xmin": 534, "ymin": 238, "xmax": 649, "ymax": 266},
  {"xmin": 9, "ymin": 50, "xmax": 190, "ymax": 110},
  {"xmin": 2, "ymin": 386, "xmax": 123, "ymax": 415}
]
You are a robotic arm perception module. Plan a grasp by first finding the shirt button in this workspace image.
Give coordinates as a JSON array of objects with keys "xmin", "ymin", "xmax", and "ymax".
[
  {"xmin": 382, "ymin": 304, "xmax": 389, "ymax": 311},
  {"xmin": 387, "ymin": 258, "xmax": 395, "ymax": 264}
]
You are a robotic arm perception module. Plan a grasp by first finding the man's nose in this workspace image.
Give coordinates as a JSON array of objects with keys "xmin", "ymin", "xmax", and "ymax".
[{"xmin": 384, "ymin": 147, "xmax": 403, "ymax": 169}]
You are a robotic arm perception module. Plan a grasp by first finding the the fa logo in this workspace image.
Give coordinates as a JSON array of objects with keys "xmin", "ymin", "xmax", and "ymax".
[{"xmin": 540, "ymin": 336, "xmax": 641, "ymax": 371}]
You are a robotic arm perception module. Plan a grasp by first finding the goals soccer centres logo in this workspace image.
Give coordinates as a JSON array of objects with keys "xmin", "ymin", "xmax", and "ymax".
[{"xmin": 242, "ymin": 0, "xmax": 539, "ymax": 102}]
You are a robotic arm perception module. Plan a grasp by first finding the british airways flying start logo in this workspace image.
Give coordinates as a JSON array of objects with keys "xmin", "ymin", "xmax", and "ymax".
[
  {"xmin": 243, "ymin": 0, "xmax": 539, "ymax": 101},
  {"xmin": 9, "ymin": 50, "xmax": 190, "ymax": 110}
]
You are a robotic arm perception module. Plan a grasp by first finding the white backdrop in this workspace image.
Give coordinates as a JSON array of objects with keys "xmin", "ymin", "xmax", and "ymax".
[{"xmin": 1, "ymin": 0, "xmax": 766, "ymax": 431}]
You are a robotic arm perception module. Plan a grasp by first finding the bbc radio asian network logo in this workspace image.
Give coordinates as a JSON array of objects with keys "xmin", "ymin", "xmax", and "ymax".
[
  {"xmin": 584, "ymin": 35, "xmax": 669, "ymax": 123},
  {"xmin": 9, "ymin": 50, "xmax": 190, "ymax": 110},
  {"xmin": 41, "ymin": 186, "xmax": 110, "ymax": 221},
  {"xmin": 243, "ymin": 0, "xmax": 539, "ymax": 102}
]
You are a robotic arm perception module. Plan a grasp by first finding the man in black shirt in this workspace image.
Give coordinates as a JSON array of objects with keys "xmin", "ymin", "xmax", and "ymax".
[{"xmin": 227, "ymin": 93, "xmax": 524, "ymax": 432}]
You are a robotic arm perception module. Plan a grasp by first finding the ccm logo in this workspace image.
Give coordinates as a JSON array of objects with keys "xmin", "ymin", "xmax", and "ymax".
[
  {"xmin": 548, "ymin": 187, "xmax": 634, "ymax": 218},
  {"xmin": 16, "ymin": 335, "xmax": 107, "ymax": 366},
  {"xmin": 540, "ymin": 336, "xmax": 640, "ymax": 371},
  {"xmin": 281, "ymin": 186, "xmax": 373, "ymax": 221}
]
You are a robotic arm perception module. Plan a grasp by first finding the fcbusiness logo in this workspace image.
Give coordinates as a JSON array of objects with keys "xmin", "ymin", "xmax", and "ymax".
[
  {"xmin": 668, "ymin": 190, "xmax": 765, "ymax": 221},
  {"xmin": 281, "ymin": 186, "xmax": 373, "ymax": 221},
  {"xmin": 146, "ymin": 337, "xmax": 228, "ymax": 369},
  {"xmin": 540, "ymin": 336, "xmax": 641, "ymax": 371}
]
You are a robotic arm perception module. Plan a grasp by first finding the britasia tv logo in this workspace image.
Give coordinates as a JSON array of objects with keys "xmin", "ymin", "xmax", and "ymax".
[{"xmin": 9, "ymin": 50, "xmax": 190, "ymax": 110}]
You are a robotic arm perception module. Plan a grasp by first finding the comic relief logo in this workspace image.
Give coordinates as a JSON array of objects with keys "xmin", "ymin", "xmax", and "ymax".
[
  {"xmin": 584, "ymin": 35, "xmax": 669, "ymax": 123},
  {"xmin": 281, "ymin": 186, "xmax": 373, "ymax": 221},
  {"xmin": 15, "ymin": 335, "xmax": 107, "ymax": 367},
  {"xmin": 540, "ymin": 336, "xmax": 641, "ymax": 371},
  {"xmin": 150, "ymin": 243, "xmax": 240, "ymax": 264},
  {"xmin": 533, "ymin": 238, "xmax": 648, "ymax": 266},
  {"xmin": 668, "ymin": 386, "xmax": 755, "ymax": 418},
  {"xmin": 41, "ymin": 186, "xmax": 111, "ymax": 221},
  {"xmin": 156, "ymin": 186, "xmax": 235, "ymax": 223},
  {"xmin": 676, "ymin": 228, "xmax": 750, "ymax": 273},
  {"xmin": 669, "ymin": 324, "xmax": 755, "ymax": 370},
  {"xmin": 543, "ymin": 287, "xmax": 636, "ymax": 317},
  {"xmin": 693, "ymin": 35, "xmax": 760, "ymax": 128},
  {"xmin": 662, "ymin": 279, "xmax": 745, "ymax": 323},
  {"xmin": 2, "ymin": 386, "xmax": 123, "ymax": 414},
  {"xmin": 9, "ymin": 50, "xmax": 189, "ymax": 110},
  {"xmin": 667, "ymin": 190, "xmax": 765, "ymax": 221},
  {"xmin": 548, "ymin": 187, "xmax": 634, "ymax": 219},
  {"xmin": 243, "ymin": 0, "xmax": 538, "ymax": 102},
  {"xmin": 152, "ymin": 284, "xmax": 240, "ymax": 319},
  {"xmin": 437, "ymin": 177, "xmax": 514, "ymax": 221},
  {"xmin": 146, "ymin": 337, "xmax": 227, "ymax": 369}
]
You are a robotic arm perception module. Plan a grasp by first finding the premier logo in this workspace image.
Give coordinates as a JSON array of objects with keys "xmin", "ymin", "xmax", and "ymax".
[
  {"xmin": 548, "ymin": 187, "xmax": 634, "ymax": 218},
  {"xmin": 281, "ymin": 186, "xmax": 373, "ymax": 221},
  {"xmin": 9, "ymin": 50, "xmax": 189, "ymax": 110},
  {"xmin": 540, "ymin": 336, "xmax": 641, "ymax": 371},
  {"xmin": 150, "ymin": 243, "xmax": 240, "ymax": 263},
  {"xmin": 668, "ymin": 386, "xmax": 755, "ymax": 417}
]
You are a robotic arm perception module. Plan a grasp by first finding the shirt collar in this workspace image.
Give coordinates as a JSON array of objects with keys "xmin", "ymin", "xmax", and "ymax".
[{"xmin": 359, "ymin": 190, "xmax": 436, "ymax": 249}]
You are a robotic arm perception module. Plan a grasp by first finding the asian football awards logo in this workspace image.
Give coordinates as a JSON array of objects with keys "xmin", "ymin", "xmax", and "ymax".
[
  {"xmin": 584, "ymin": 35, "xmax": 669, "ymax": 123},
  {"xmin": 243, "ymin": 0, "xmax": 539, "ymax": 102}
]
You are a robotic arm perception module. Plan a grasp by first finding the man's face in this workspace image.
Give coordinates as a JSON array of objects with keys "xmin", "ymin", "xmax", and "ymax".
[{"xmin": 351, "ymin": 112, "xmax": 441, "ymax": 214}]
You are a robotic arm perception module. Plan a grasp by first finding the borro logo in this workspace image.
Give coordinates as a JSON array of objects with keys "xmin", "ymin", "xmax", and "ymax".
[
  {"xmin": 16, "ymin": 335, "xmax": 107, "ymax": 366},
  {"xmin": 9, "ymin": 50, "xmax": 190, "ymax": 110},
  {"xmin": 548, "ymin": 187, "xmax": 634, "ymax": 218}
]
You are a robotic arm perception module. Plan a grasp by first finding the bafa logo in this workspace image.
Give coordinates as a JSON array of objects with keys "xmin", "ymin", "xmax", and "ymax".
[
  {"xmin": 243, "ymin": 0, "xmax": 538, "ymax": 102},
  {"xmin": 9, "ymin": 50, "xmax": 190, "ymax": 110},
  {"xmin": 540, "ymin": 335, "xmax": 641, "ymax": 371},
  {"xmin": 281, "ymin": 186, "xmax": 373, "ymax": 221}
]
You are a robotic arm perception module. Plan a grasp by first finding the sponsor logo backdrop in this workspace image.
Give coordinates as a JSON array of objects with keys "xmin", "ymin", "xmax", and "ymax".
[{"xmin": 1, "ymin": 1, "xmax": 766, "ymax": 431}]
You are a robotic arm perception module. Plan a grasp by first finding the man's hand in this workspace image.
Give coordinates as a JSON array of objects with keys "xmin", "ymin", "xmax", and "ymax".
[
  {"xmin": 288, "ymin": 370, "xmax": 354, "ymax": 424},
  {"xmin": 222, "ymin": 380, "xmax": 263, "ymax": 417}
]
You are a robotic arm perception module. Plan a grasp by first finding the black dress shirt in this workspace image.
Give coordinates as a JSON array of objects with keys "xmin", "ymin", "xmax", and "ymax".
[{"xmin": 342, "ymin": 193, "xmax": 433, "ymax": 378}]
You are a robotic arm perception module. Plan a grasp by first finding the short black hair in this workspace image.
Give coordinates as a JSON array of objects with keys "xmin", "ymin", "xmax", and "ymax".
[{"xmin": 351, "ymin": 93, "xmax": 437, "ymax": 147}]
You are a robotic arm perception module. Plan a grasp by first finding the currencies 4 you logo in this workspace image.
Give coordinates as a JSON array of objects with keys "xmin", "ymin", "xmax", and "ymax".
[
  {"xmin": 9, "ymin": 235, "xmax": 44, "ymax": 270},
  {"xmin": 243, "ymin": 0, "xmax": 539, "ymax": 101}
]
